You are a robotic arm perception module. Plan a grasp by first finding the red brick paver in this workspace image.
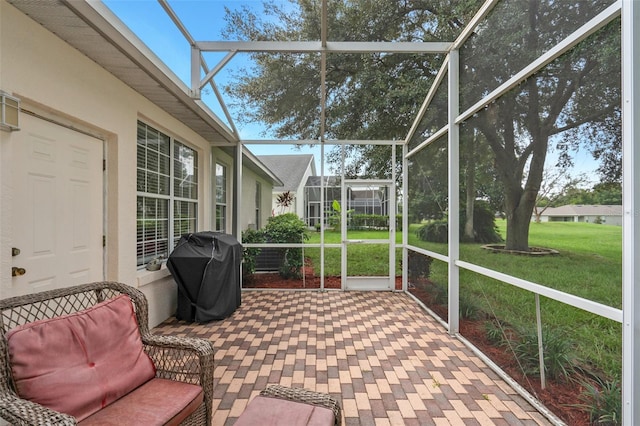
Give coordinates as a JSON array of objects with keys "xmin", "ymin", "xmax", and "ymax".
[{"xmin": 153, "ymin": 291, "xmax": 553, "ymax": 425}]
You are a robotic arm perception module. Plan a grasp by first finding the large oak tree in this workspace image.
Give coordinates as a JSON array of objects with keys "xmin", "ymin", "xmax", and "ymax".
[{"xmin": 222, "ymin": 0, "xmax": 621, "ymax": 251}]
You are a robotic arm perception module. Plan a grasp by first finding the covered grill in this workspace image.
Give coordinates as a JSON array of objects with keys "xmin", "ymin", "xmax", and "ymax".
[{"xmin": 167, "ymin": 231, "xmax": 242, "ymax": 322}]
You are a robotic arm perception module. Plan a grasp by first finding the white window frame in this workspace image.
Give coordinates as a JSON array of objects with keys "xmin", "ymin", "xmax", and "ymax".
[
  {"xmin": 215, "ymin": 162, "xmax": 228, "ymax": 232},
  {"xmin": 255, "ymin": 181, "xmax": 261, "ymax": 229},
  {"xmin": 136, "ymin": 121, "xmax": 198, "ymax": 268}
]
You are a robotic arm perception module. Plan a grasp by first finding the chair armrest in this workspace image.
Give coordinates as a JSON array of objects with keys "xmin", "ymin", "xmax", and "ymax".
[
  {"xmin": 142, "ymin": 334, "xmax": 214, "ymax": 424},
  {"xmin": 260, "ymin": 385, "xmax": 342, "ymax": 426},
  {"xmin": 0, "ymin": 391, "xmax": 77, "ymax": 426},
  {"xmin": 142, "ymin": 334, "xmax": 214, "ymax": 381}
]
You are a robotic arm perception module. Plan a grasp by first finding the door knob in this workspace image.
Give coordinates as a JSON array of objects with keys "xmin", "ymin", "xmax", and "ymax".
[{"xmin": 12, "ymin": 267, "xmax": 26, "ymax": 277}]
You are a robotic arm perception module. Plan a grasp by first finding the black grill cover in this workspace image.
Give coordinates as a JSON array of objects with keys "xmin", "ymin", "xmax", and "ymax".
[{"xmin": 167, "ymin": 232, "xmax": 242, "ymax": 322}]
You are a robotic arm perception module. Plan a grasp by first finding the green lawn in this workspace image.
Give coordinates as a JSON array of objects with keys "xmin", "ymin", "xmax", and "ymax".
[
  {"xmin": 305, "ymin": 220, "xmax": 623, "ymax": 378},
  {"xmin": 306, "ymin": 230, "xmax": 400, "ymax": 276}
]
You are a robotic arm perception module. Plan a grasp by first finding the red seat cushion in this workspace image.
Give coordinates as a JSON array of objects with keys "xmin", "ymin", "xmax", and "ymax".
[
  {"xmin": 6, "ymin": 295, "xmax": 156, "ymax": 421},
  {"xmin": 78, "ymin": 378, "xmax": 204, "ymax": 426},
  {"xmin": 235, "ymin": 395, "xmax": 335, "ymax": 426}
]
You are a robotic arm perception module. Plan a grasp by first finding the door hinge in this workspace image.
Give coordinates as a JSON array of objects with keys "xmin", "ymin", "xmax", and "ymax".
[
  {"xmin": 103, "ymin": 235, "xmax": 106, "ymax": 247},
  {"xmin": 103, "ymin": 159, "xmax": 106, "ymax": 171}
]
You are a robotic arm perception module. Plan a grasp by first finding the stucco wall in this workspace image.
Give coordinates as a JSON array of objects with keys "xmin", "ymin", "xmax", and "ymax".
[
  {"xmin": 295, "ymin": 160, "xmax": 315, "ymax": 219},
  {"xmin": 543, "ymin": 215, "xmax": 623, "ymax": 226},
  {"xmin": 0, "ymin": 2, "xmax": 222, "ymax": 326},
  {"xmin": 212, "ymin": 148, "xmax": 235, "ymax": 235},
  {"xmin": 241, "ymin": 168, "xmax": 273, "ymax": 231}
]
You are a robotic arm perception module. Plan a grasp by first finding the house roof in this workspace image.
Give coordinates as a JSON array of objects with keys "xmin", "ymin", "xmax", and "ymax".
[
  {"xmin": 306, "ymin": 176, "xmax": 342, "ymax": 187},
  {"xmin": 242, "ymin": 149, "xmax": 284, "ymax": 186},
  {"xmin": 257, "ymin": 155, "xmax": 315, "ymax": 192},
  {"xmin": 8, "ymin": 0, "xmax": 235, "ymax": 144},
  {"xmin": 542, "ymin": 205, "xmax": 623, "ymax": 217}
]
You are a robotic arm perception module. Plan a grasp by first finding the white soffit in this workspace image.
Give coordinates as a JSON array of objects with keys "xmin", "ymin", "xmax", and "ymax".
[{"xmin": 7, "ymin": 0, "xmax": 236, "ymax": 144}]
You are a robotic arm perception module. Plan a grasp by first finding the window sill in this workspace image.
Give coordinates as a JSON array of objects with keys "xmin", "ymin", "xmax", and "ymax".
[{"xmin": 137, "ymin": 265, "xmax": 171, "ymax": 287}]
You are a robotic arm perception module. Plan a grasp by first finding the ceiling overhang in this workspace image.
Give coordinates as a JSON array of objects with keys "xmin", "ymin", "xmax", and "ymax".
[{"xmin": 7, "ymin": 0, "xmax": 237, "ymax": 144}]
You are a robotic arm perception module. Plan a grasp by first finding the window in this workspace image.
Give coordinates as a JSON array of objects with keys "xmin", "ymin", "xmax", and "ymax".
[
  {"xmin": 215, "ymin": 163, "xmax": 227, "ymax": 231},
  {"xmin": 255, "ymin": 181, "xmax": 261, "ymax": 229},
  {"xmin": 137, "ymin": 121, "xmax": 198, "ymax": 267}
]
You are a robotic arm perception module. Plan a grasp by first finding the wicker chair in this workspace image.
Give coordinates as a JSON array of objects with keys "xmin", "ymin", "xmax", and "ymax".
[
  {"xmin": 0, "ymin": 281, "xmax": 214, "ymax": 426},
  {"xmin": 259, "ymin": 385, "xmax": 342, "ymax": 426}
]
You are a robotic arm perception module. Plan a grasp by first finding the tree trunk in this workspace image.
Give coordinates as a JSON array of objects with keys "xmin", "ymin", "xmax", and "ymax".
[
  {"xmin": 464, "ymin": 184, "xmax": 475, "ymax": 242},
  {"xmin": 499, "ymin": 150, "xmax": 551, "ymax": 250},
  {"xmin": 463, "ymin": 134, "xmax": 476, "ymax": 242},
  {"xmin": 503, "ymin": 176, "xmax": 540, "ymax": 251}
]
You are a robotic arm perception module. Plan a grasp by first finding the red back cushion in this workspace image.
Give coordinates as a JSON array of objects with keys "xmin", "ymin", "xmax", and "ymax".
[{"xmin": 6, "ymin": 294, "xmax": 156, "ymax": 421}]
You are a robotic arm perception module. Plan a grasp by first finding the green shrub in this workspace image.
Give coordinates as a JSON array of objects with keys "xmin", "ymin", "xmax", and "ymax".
[
  {"xmin": 416, "ymin": 220, "xmax": 448, "ymax": 243},
  {"xmin": 348, "ymin": 214, "xmax": 389, "ymax": 230},
  {"xmin": 241, "ymin": 229, "xmax": 265, "ymax": 282},
  {"xmin": 511, "ymin": 326, "xmax": 575, "ymax": 381},
  {"xmin": 459, "ymin": 293, "xmax": 481, "ymax": 320},
  {"xmin": 485, "ymin": 319, "xmax": 509, "ymax": 345},
  {"xmin": 416, "ymin": 201, "xmax": 502, "ymax": 244},
  {"xmin": 264, "ymin": 213, "xmax": 309, "ymax": 278},
  {"xmin": 460, "ymin": 200, "xmax": 502, "ymax": 244},
  {"xmin": 576, "ymin": 376, "xmax": 621, "ymax": 425},
  {"xmin": 328, "ymin": 200, "xmax": 353, "ymax": 230},
  {"xmin": 407, "ymin": 251, "xmax": 434, "ymax": 281},
  {"xmin": 429, "ymin": 281, "xmax": 448, "ymax": 305}
]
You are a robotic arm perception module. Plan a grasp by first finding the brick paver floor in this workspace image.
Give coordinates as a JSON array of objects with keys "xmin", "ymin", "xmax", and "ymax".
[{"xmin": 153, "ymin": 290, "xmax": 553, "ymax": 425}]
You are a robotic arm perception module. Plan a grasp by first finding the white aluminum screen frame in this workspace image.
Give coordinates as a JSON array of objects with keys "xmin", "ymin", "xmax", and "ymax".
[{"xmin": 149, "ymin": 0, "xmax": 635, "ymax": 420}]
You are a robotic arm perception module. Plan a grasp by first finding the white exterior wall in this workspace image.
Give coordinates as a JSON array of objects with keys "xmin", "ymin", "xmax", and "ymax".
[
  {"xmin": 294, "ymin": 162, "xmax": 315, "ymax": 219},
  {"xmin": 542, "ymin": 215, "xmax": 623, "ymax": 226},
  {"xmin": 271, "ymin": 192, "xmax": 296, "ymax": 216},
  {"xmin": 212, "ymin": 148, "xmax": 235, "ymax": 235},
  {"xmin": 241, "ymin": 169, "xmax": 273, "ymax": 231},
  {"xmin": 0, "ymin": 3, "xmax": 221, "ymax": 327}
]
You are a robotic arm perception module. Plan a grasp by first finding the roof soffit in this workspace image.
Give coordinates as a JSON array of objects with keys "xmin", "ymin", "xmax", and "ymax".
[{"xmin": 7, "ymin": 0, "xmax": 236, "ymax": 144}]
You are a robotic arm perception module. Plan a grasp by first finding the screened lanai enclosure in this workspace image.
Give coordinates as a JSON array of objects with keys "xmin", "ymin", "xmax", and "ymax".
[{"xmin": 72, "ymin": 0, "xmax": 639, "ymax": 423}]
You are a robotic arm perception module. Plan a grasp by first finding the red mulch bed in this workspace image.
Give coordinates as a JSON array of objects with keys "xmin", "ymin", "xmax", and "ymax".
[
  {"xmin": 409, "ymin": 284, "xmax": 591, "ymax": 426},
  {"xmin": 244, "ymin": 272, "xmax": 591, "ymax": 425}
]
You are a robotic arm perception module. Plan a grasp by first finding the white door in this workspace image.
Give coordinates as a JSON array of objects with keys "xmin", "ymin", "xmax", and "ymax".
[
  {"xmin": 10, "ymin": 114, "xmax": 104, "ymax": 296},
  {"xmin": 341, "ymin": 180, "xmax": 396, "ymax": 290}
]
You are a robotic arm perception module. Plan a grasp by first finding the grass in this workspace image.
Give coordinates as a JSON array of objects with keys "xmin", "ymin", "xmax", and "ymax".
[
  {"xmin": 306, "ymin": 230, "xmax": 400, "ymax": 276},
  {"xmin": 304, "ymin": 220, "xmax": 623, "ymax": 379}
]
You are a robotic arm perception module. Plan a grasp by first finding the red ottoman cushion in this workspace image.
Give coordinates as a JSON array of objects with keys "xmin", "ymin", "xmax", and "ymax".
[{"xmin": 236, "ymin": 395, "xmax": 335, "ymax": 426}]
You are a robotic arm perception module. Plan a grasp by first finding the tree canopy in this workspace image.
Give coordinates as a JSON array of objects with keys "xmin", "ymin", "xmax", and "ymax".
[{"xmin": 222, "ymin": 0, "xmax": 621, "ymax": 251}]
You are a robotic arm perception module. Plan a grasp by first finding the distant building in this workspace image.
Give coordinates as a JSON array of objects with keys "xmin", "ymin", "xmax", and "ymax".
[
  {"xmin": 255, "ymin": 153, "xmax": 393, "ymax": 228},
  {"xmin": 257, "ymin": 154, "xmax": 316, "ymax": 219},
  {"xmin": 537, "ymin": 205, "xmax": 622, "ymax": 226},
  {"xmin": 304, "ymin": 176, "xmax": 391, "ymax": 228}
]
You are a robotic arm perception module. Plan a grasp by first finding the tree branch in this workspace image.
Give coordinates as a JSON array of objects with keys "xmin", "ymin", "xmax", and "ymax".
[{"xmin": 550, "ymin": 103, "xmax": 618, "ymax": 136}]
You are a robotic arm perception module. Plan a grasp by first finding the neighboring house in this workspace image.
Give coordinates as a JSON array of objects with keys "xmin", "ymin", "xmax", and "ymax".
[
  {"xmin": 537, "ymin": 205, "xmax": 623, "ymax": 226},
  {"xmin": 304, "ymin": 176, "xmax": 391, "ymax": 227},
  {"xmin": 257, "ymin": 154, "xmax": 316, "ymax": 219},
  {"xmin": 256, "ymin": 154, "xmax": 393, "ymax": 227},
  {"xmin": 0, "ymin": 1, "xmax": 278, "ymax": 326},
  {"xmin": 304, "ymin": 176, "xmax": 342, "ymax": 227}
]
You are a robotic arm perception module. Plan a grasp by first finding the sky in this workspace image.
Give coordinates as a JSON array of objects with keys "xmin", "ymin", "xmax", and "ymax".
[
  {"xmin": 101, "ymin": 0, "xmax": 600, "ymax": 187},
  {"xmin": 102, "ymin": 0, "xmax": 327, "ymax": 170}
]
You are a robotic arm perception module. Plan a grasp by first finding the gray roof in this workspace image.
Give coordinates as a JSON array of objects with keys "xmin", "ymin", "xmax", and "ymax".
[
  {"xmin": 257, "ymin": 155, "xmax": 315, "ymax": 192},
  {"xmin": 305, "ymin": 176, "xmax": 341, "ymax": 186},
  {"xmin": 542, "ymin": 205, "xmax": 623, "ymax": 217}
]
